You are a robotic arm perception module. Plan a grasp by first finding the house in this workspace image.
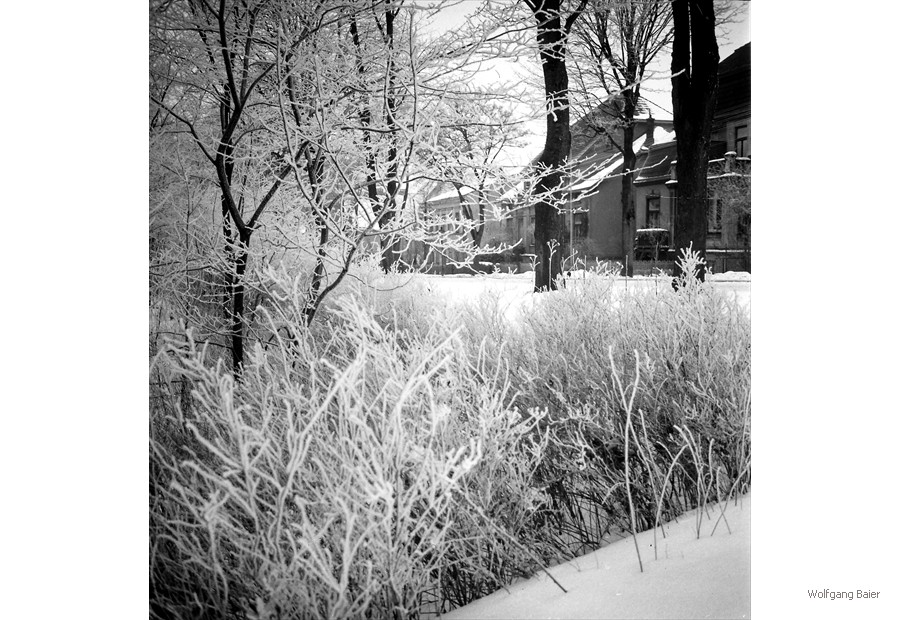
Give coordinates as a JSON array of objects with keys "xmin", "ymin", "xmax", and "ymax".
[
  {"xmin": 400, "ymin": 182, "xmax": 514, "ymax": 273},
  {"xmin": 402, "ymin": 100, "xmax": 674, "ymax": 273},
  {"xmin": 517, "ymin": 41, "xmax": 751, "ymax": 273},
  {"xmin": 554, "ymin": 113, "xmax": 676, "ymax": 263},
  {"xmin": 633, "ymin": 42, "xmax": 751, "ymax": 273},
  {"xmin": 409, "ymin": 42, "xmax": 750, "ymax": 274}
]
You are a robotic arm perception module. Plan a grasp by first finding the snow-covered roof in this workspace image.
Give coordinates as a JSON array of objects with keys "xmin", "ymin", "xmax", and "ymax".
[
  {"xmin": 569, "ymin": 155, "xmax": 624, "ymax": 192},
  {"xmin": 499, "ymin": 180, "xmax": 525, "ymax": 202},
  {"xmin": 428, "ymin": 184, "xmax": 475, "ymax": 203},
  {"xmin": 568, "ymin": 129, "xmax": 677, "ymax": 192}
]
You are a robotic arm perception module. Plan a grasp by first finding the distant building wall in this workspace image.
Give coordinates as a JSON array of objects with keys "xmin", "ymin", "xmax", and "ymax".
[
  {"xmin": 633, "ymin": 185, "xmax": 675, "ymax": 232},
  {"xmin": 582, "ymin": 177, "xmax": 624, "ymax": 259}
]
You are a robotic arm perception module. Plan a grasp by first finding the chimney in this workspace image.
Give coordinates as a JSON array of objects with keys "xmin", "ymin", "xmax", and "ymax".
[{"xmin": 643, "ymin": 113, "xmax": 656, "ymax": 149}]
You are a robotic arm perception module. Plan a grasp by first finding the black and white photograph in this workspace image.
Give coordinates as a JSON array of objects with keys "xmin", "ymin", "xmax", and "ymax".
[
  {"xmin": 8, "ymin": 1, "xmax": 900, "ymax": 619},
  {"xmin": 146, "ymin": 1, "xmax": 753, "ymax": 617}
]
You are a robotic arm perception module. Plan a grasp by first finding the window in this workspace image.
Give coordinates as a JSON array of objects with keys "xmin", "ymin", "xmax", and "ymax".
[
  {"xmin": 708, "ymin": 197, "xmax": 722, "ymax": 232},
  {"xmin": 734, "ymin": 124, "xmax": 749, "ymax": 157},
  {"xmin": 738, "ymin": 212, "xmax": 750, "ymax": 241},
  {"xmin": 646, "ymin": 195, "xmax": 661, "ymax": 228},
  {"xmin": 574, "ymin": 212, "xmax": 589, "ymax": 239}
]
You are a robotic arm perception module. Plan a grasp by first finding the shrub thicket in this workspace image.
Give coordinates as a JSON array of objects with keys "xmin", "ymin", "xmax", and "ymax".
[
  {"xmin": 497, "ymin": 261, "xmax": 750, "ymax": 557},
  {"xmin": 151, "ymin": 301, "xmax": 554, "ymax": 618},
  {"xmin": 150, "ymin": 255, "xmax": 750, "ymax": 618}
]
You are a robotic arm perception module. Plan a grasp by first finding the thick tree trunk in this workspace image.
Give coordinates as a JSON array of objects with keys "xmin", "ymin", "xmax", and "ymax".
[
  {"xmin": 531, "ymin": 1, "xmax": 575, "ymax": 292},
  {"xmin": 620, "ymin": 120, "xmax": 637, "ymax": 277},
  {"xmin": 532, "ymin": 166, "xmax": 565, "ymax": 291},
  {"xmin": 670, "ymin": 0, "xmax": 718, "ymax": 283},
  {"xmin": 672, "ymin": 150, "xmax": 709, "ymax": 273}
]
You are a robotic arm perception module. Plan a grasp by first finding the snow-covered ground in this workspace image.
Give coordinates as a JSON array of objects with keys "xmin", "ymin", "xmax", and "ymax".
[
  {"xmin": 414, "ymin": 271, "xmax": 750, "ymax": 321},
  {"xmin": 441, "ymin": 495, "xmax": 751, "ymax": 620}
]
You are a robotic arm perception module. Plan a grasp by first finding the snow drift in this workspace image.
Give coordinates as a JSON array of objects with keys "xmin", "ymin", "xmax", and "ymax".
[{"xmin": 441, "ymin": 495, "xmax": 750, "ymax": 620}]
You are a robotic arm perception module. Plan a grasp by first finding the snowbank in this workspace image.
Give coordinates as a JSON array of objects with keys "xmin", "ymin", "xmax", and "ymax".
[
  {"xmin": 417, "ymin": 271, "xmax": 750, "ymax": 321},
  {"xmin": 708, "ymin": 271, "xmax": 751, "ymax": 282},
  {"xmin": 441, "ymin": 495, "xmax": 750, "ymax": 620}
]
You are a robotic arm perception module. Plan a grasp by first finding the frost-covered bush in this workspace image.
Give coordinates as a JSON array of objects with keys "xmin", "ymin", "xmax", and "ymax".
[
  {"xmin": 150, "ymin": 301, "xmax": 550, "ymax": 619},
  {"xmin": 484, "ymin": 254, "xmax": 751, "ymax": 555},
  {"xmin": 150, "ymin": 252, "xmax": 751, "ymax": 617}
]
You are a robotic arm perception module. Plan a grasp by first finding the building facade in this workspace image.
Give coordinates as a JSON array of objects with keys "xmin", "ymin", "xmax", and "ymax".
[
  {"xmin": 410, "ymin": 42, "xmax": 750, "ymax": 274},
  {"xmin": 633, "ymin": 42, "xmax": 751, "ymax": 273}
]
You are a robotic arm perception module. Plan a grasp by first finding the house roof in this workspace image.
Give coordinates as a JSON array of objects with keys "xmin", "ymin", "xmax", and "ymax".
[
  {"xmin": 516, "ymin": 44, "xmax": 747, "ymax": 199},
  {"xmin": 634, "ymin": 142, "xmax": 677, "ymax": 185},
  {"xmin": 718, "ymin": 42, "xmax": 750, "ymax": 76},
  {"xmin": 714, "ymin": 42, "xmax": 750, "ymax": 125},
  {"xmin": 561, "ymin": 112, "xmax": 675, "ymax": 194},
  {"xmin": 427, "ymin": 184, "xmax": 475, "ymax": 203},
  {"xmin": 633, "ymin": 139, "xmax": 736, "ymax": 187},
  {"xmin": 530, "ymin": 104, "xmax": 674, "ymax": 167}
]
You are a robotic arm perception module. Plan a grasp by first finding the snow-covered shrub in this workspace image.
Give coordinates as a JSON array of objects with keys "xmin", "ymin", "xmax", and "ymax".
[
  {"xmin": 465, "ymin": 254, "xmax": 751, "ymax": 557},
  {"xmin": 150, "ymin": 250, "xmax": 750, "ymax": 616},
  {"xmin": 150, "ymin": 301, "xmax": 549, "ymax": 619}
]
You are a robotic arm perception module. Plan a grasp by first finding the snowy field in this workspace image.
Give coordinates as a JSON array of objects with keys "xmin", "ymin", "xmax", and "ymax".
[
  {"xmin": 408, "ymin": 271, "xmax": 750, "ymax": 321},
  {"xmin": 441, "ymin": 495, "xmax": 750, "ymax": 620}
]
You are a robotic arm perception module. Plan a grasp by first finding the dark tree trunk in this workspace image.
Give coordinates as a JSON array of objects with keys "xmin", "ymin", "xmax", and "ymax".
[
  {"xmin": 455, "ymin": 182, "xmax": 486, "ymax": 247},
  {"xmin": 380, "ymin": 5, "xmax": 402, "ymax": 273},
  {"xmin": 472, "ymin": 185, "xmax": 486, "ymax": 247},
  {"xmin": 349, "ymin": 16, "xmax": 380, "ymax": 235},
  {"xmin": 350, "ymin": 11, "xmax": 401, "ymax": 273},
  {"xmin": 530, "ymin": 0, "xmax": 582, "ymax": 292},
  {"xmin": 620, "ymin": 117, "xmax": 637, "ymax": 277},
  {"xmin": 218, "ymin": 128, "xmax": 247, "ymax": 375},
  {"xmin": 670, "ymin": 0, "xmax": 718, "ymax": 282},
  {"xmin": 231, "ymin": 232, "xmax": 249, "ymax": 374},
  {"xmin": 304, "ymin": 149, "xmax": 328, "ymax": 325},
  {"xmin": 380, "ymin": 133, "xmax": 401, "ymax": 271},
  {"xmin": 165, "ymin": 2, "xmax": 294, "ymax": 377}
]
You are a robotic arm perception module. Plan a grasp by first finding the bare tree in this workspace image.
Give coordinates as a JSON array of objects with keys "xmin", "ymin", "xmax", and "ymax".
[
  {"xmin": 570, "ymin": 0, "xmax": 674, "ymax": 276},
  {"xmin": 150, "ymin": 0, "xmax": 348, "ymax": 372},
  {"xmin": 670, "ymin": 0, "xmax": 718, "ymax": 282},
  {"xmin": 150, "ymin": 0, "xmax": 534, "ymax": 372},
  {"xmin": 524, "ymin": 0, "xmax": 589, "ymax": 292},
  {"xmin": 424, "ymin": 98, "xmax": 526, "ymax": 247}
]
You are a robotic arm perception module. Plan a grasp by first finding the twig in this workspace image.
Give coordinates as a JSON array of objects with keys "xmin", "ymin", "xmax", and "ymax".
[
  {"xmin": 609, "ymin": 348, "xmax": 644, "ymax": 573},
  {"xmin": 652, "ymin": 443, "xmax": 688, "ymax": 560}
]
